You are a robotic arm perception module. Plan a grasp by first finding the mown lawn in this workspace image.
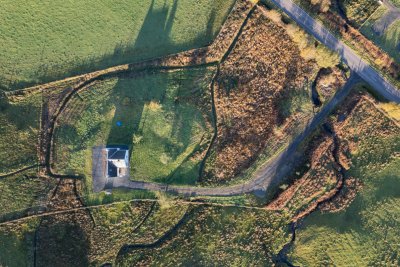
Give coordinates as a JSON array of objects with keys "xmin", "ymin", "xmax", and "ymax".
[
  {"xmin": 53, "ymin": 67, "xmax": 215, "ymax": 192},
  {"xmin": 0, "ymin": 93, "xmax": 41, "ymax": 175},
  {"xmin": 288, "ymin": 102, "xmax": 400, "ymax": 266},
  {"xmin": 0, "ymin": 0, "xmax": 235, "ymax": 90},
  {"xmin": 360, "ymin": 6, "xmax": 400, "ymax": 64}
]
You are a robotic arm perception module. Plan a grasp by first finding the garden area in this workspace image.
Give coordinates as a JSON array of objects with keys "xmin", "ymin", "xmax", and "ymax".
[{"xmin": 52, "ymin": 67, "xmax": 215, "ymax": 192}]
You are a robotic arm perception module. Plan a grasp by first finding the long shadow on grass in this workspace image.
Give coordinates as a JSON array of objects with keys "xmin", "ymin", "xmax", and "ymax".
[
  {"xmin": 106, "ymin": 0, "xmax": 195, "ymax": 147},
  {"xmin": 104, "ymin": 0, "xmax": 217, "ymax": 184},
  {"xmin": 35, "ymin": 220, "xmax": 90, "ymax": 267},
  {"xmin": 14, "ymin": 0, "xmax": 227, "ymax": 90},
  {"xmin": 105, "ymin": 68, "xmax": 212, "ymax": 184}
]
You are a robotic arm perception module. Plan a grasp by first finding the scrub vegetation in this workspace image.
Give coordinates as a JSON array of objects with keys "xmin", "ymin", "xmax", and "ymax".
[
  {"xmin": 339, "ymin": 0, "xmax": 380, "ymax": 26},
  {"xmin": 202, "ymin": 6, "xmax": 340, "ymax": 185}
]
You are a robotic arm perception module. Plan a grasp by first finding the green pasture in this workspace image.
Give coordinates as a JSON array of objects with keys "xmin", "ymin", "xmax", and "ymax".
[
  {"xmin": 0, "ymin": 0, "xmax": 235, "ymax": 90},
  {"xmin": 0, "ymin": 93, "xmax": 41, "ymax": 175},
  {"xmin": 0, "ymin": 219, "xmax": 39, "ymax": 267},
  {"xmin": 360, "ymin": 6, "xmax": 400, "ymax": 64},
  {"xmin": 53, "ymin": 67, "xmax": 215, "ymax": 191},
  {"xmin": 288, "ymin": 106, "xmax": 400, "ymax": 266},
  {"xmin": 118, "ymin": 206, "xmax": 290, "ymax": 266},
  {"xmin": 0, "ymin": 171, "xmax": 55, "ymax": 219}
]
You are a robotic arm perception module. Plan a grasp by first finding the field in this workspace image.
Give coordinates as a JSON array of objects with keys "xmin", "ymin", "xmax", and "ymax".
[
  {"xmin": 115, "ymin": 206, "xmax": 290, "ymax": 266},
  {"xmin": 289, "ymin": 159, "xmax": 400, "ymax": 266},
  {"xmin": 35, "ymin": 201, "xmax": 191, "ymax": 266},
  {"xmin": 0, "ymin": 219, "xmax": 40, "ymax": 267},
  {"xmin": 53, "ymin": 67, "xmax": 215, "ymax": 190},
  {"xmin": 0, "ymin": 171, "xmax": 55, "ymax": 220},
  {"xmin": 0, "ymin": 199, "xmax": 291, "ymax": 266},
  {"xmin": 0, "ymin": 0, "xmax": 235, "ymax": 90},
  {"xmin": 279, "ymin": 91, "xmax": 400, "ymax": 266},
  {"xmin": 360, "ymin": 12, "xmax": 400, "ymax": 64},
  {"xmin": 0, "ymin": 92, "xmax": 41, "ymax": 175}
]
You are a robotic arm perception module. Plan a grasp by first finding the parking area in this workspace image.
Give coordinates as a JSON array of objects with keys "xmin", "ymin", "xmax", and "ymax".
[{"xmin": 92, "ymin": 146, "xmax": 107, "ymax": 192}]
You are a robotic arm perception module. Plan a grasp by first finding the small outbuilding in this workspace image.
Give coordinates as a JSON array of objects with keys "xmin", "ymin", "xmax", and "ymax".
[{"xmin": 106, "ymin": 145, "xmax": 129, "ymax": 178}]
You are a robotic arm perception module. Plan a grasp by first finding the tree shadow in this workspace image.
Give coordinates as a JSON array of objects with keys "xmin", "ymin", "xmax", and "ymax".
[
  {"xmin": 103, "ymin": 1, "xmax": 218, "ymax": 183},
  {"xmin": 105, "ymin": 68, "xmax": 211, "ymax": 183},
  {"xmin": 8, "ymin": 0, "xmax": 229, "ymax": 90},
  {"xmin": 35, "ymin": 220, "xmax": 90, "ymax": 267}
]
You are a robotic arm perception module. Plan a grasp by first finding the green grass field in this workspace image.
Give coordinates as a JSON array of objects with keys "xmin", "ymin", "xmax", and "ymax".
[
  {"xmin": 0, "ymin": 171, "xmax": 55, "ymax": 219},
  {"xmin": 288, "ymin": 100, "xmax": 400, "ymax": 266},
  {"xmin": 289, "ymin": 158, "xmax": 400, "ymax": 266},
  {"xmin": 118, "ymin": 206, "xmax": 290, "ymax": 266},
  {"xmin": 0, "ymin": 0, "xmax": 234, "ymax": 91},
  {"xmin": 360, "ymin": 6, "xmax": 400, "ymax": 64},
  {"xmin": 53, "ymin": 67, "xmax": 215, "ymax": 191},
  {"xmin": 0, "ymin": 219, "xmax": 40, "ymax": 267},
  {"xmin": 0, "ymin": 93, "xmax": 41, "ymax": 175}
]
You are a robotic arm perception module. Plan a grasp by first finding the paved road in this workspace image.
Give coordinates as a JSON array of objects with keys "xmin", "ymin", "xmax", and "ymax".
[
  {"xmin": 110, "ymin": 0, "xmax": 400, "ymax": 196},
  {"xmin": 270, "ymin": 0, "xmax": 400, "ymax": 102}
]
